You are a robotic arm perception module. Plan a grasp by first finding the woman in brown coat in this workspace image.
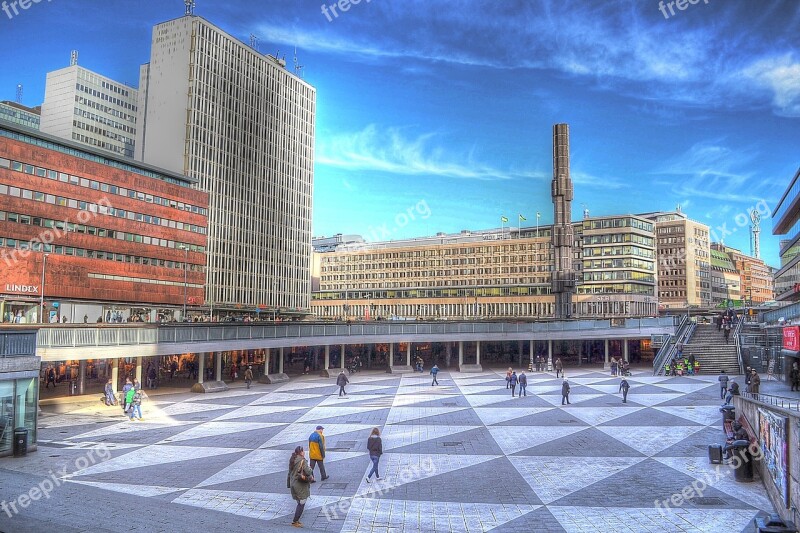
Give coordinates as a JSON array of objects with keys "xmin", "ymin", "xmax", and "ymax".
[{"xmin": 287, "ymin": 446, "xmax": 313, "ymax": 527}]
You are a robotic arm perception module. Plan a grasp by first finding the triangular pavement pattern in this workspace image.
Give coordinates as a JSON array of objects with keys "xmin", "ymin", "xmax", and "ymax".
[
  {"xmin": 341, "ymin": 499, "xmax": 541, "ymax": 533},
  {"xmin": 67, "ymin": 419, "xmax": 198, "ymax": 441},
  {"xmin": 653, "ymin": 457, "xmax": 775, "ymax": 512},
  {"xmin": 597, "ymin": 425, "xmax": 705, "ymax": 456},
  {"xmin": 197, "ymin": 449, "xmax": 364, "ymax": 487},
  {"xmin": 547, "ymin": 506, "xmax": 762, "ymax": 533},
  {"xmin": 652, "ymin": 405, "xmax": 721, "ymax": 426},
  {"xmin": 474, "ymin": 407, "xmax": 555, "ymax": 426},
  {"xmin": 172, "ymin": 489, "xmax": 343, "ymax": 522},
  {"xmin": 464, "ymin": 393, "xmax": 552, "ymax": 408},
  {"xmin": 560, "ymin": 406, "xmax": 644, "ymax": 426},
  {"xmin": 156, "ymin": 421, "xmax": 287, "ymax": 444},
  {"xmin": 212, "ymin": 404, "xmax": 309, "ymax": 421},
  {"xmin": 317, "ymin": 393, "xmax": 395, "ymax": 407},
  {"xmin": 510, "ymin": 455, "xmax": 646, "ymax": 504},
  {"xmin": 151, "ymin": 402, "xmax": 241, "ymax": 416},
  {"xmin": 598, "ymin": 407, "xmax": 704, "ymax": 428},
  {"xmin": 388, "ymin": 427, "xmax": 505, "ymax": 456},
  {"xmin": 385, "ymin": 406, "xmax": 468, "ymax": 424},
  {"xmin": 259, "ymin": 423, "xmax": 376, "ymax": 448},
  {"xmin": 380, "ymin": 424, "xmax": 481, "ymax": 450},
  {"xmin": 66, "ymin": 480, "xmax": 188, "ymax": 497},
  {"xmin": 391, "ymin": 393, "xmax": 461, "ymax": 407},
  {"xmin": 611, "ymin": 393, "xmax": 682, "ymax": 407},
  {"xmin": 488, "ymin": 426, "xmax": 586, "ymax": 455},
  {"xmin": 68, "ymin": 444, "xmax": 248, "ymax": 477},
  {"xmin": 488, "ymin": 504, "xmax": 566, "ymax": 532},
  {"xmin": 457, "ymin": 385, "xmax": 508, "ymax": 395},
  {"xmin": 247, "ymin": 392, "xmax": 327, "ymax": 406},
  {"xmin": 654, "ymin": 382, "xmax": 717, "ymax": 394},
  {"xmin": 513, "ymin": 427, "xmax": 645, "ymax": 458},
  {"xmin": 294, "ymin": 405, "xmax": 391, "ymax": 423},
  {"xmin": 489, "ymin": 408, "xmax": 588, "ymax": 428},
  {"xmin": 538, "ymin": 394, "xmax": 605, "ymax": 407}
]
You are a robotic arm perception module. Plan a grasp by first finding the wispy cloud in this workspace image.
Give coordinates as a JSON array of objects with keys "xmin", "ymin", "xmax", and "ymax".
[
  {"xmin": 741, "ymin": 53, "xmax": 800, "ymax": 117},
  {"xmin": 316, "ymin": 124, "xmax": 545, "ymax": 181}
]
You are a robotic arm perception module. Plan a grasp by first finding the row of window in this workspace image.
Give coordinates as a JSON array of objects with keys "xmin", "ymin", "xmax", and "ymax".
[
  {"xmin": 584, "ymin": 233, "xmax": 654, "ymax": 246},
  {"xmin": 71, "ymin": 132, "xmax": 132, "ymax": 158},
  {"xmin": 0, "ymin": 178, "xmax": 207, "ymax": 237},
  {"xmin": 583, "ymin": 218, "xmax": 653, "ymax": 232},
  {"xmin": 0, "ymin": 236, "xmax": 204, "ymax": 272},
  {"xmin": 0, "ymin": 211, "xmax": 204, "ymax": 253},
  {"xmin": 74, "ymin": 108, "xmax": 135, "ymax": 135},
  {"xmin": 75, "ymin": 96, "xmax": 136, "ymax": 124},
  {"xmin": 76, "ymin": 83, "xmax": 137, "ymax": 112},
  {"xmin": 313, "ymin": 285, "xmax": 554, "ymax": 300}
]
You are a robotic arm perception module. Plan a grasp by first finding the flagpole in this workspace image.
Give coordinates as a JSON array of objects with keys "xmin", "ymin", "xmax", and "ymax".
[{"xmin": 536, "ymin": 212, "xmax": 540, "ymax": 238}]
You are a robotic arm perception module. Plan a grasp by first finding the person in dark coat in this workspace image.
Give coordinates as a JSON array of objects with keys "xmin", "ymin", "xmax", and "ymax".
[
  {"xmin": 619, "ymin": 377, "xmax": 630, "ymax": 403},
  {"xmin": 561, "ymin": 379, "xmax": 571, "ymax": 405},
  {"xmin": 555, "ymin": 358, "xmax": 563, "ymax": 378},
  {"xmin": 718, "ymin": 370, "xmax": 729, "ymax": 399},
  {"xmin": 287, "ymin": 446, "xmax": 313, "ymax": 527},
  {"xmin": 518, "ymin": 371, "xmax": 527, "ymax": 397},
  {"xmin": 510, "ymin": 371, "xmax": 518, "ymax": 397},
  {"xmin": 365, "ymin": 427, "xmax": 383, "ymax": 483},
  {"xmin": 750, "ymin": 369, "xmax": 761, "ymax": 395},
  {"xmin": 791, "ymin": 363, "xmax": 800, "ymax": 392},
  {"xmin": 337, "ymin": 370, "xmax": 349, "ymax": 397},
  {"xmin": 724, "ymin": 380, "xmax": 740, "ymax": 405}
]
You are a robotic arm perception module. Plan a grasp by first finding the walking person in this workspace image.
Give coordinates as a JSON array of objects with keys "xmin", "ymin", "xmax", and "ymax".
[
  {"xmin": 365, "ymin": 427, "xmax": 383, "ymax": 483},
  {"xmin": 430, "ymin": 364, "xmax": 439, "ymax": 386},
  {"xmin": 308, "ymin": 426, "xmax": 329, "ymax": 481},
  {"xmin": 244, "ymin": 365, "xmax": 254, "ymax": 389},
  {"xmin": 561, "ymin": 378, "xmax": 571, "ymax": 405},
  {"xmin": 337, "ymin": 370, "xmax": 349, "ymax": 397},
  {"xmin": 103, "ymin": 379, "xmax": 117, "ymax": 406},
  {"xmin": 718, "ymin": 370, "xmax": 729, "ymax": 400},
  {"xmin": 619, "ymin": 377, "xmax": 630, "ymax": 403},
  {"xmin": 510, "ymin": 371, "xmax": 518, "ymax": 397},
  {"xmin": 518, "ymin": 371, "xmax": 527, "ymax": 397},
  {"xmin": 122, "ymin": 378, "xmax": 134, "ymax": 413},
  {"xmin": 45, "ymin": 366, "xmax": 56, "ymax": 388},
  {"xmin": 750, "ymin": 369, "xmax": 761, "ymax": 395},
  {"xmin": 130, "ymin": 389, "xmax": 144, "ymax": 421},
  {"xmin": 610, "ymin": 357, "xmax": 618, "ymax": 377},
  {"xmin": 791, "ymin": 363, "xmax": 800, "ymax": 392},
  {"xmin": 744, "ymin": 366, "xmax": 752, "ymax": 392},
  {"xmin": 505, "ymin": 367, "xmax": 513, "ymax": 389},
  {"xmin": 147, "ymin": 364, "xmax": 158, "ymax": 390},
  {"xmin": 287, "ymin": 446, "xmax": 313, "ymax": 528},
  {"xmin": 125, "ymin": 385, "xmax": 137, "ymax": 419},
  {"xmin": 555, "ymin": 358, "xmax": 563, "ymax": 378}
]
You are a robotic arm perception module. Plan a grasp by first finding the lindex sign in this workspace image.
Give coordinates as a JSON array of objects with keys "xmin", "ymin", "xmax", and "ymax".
[{"xmin": 4, "ymin": 284, "xmax": 39, "ymax": 294}]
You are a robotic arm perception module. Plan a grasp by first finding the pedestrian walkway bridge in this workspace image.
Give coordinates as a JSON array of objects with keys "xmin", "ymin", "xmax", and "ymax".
[{"xmin": 29, "ymin": 317, "xmax": 677, "ymax": 361}]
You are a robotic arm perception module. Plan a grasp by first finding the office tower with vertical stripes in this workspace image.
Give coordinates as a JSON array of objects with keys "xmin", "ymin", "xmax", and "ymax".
[{"xmin": 550, "ymin": 123, "xmax": 576, "ymax": 318}]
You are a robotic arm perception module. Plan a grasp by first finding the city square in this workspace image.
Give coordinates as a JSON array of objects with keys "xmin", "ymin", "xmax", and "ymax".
[{"xmin": 0, "ymin": 368, "xmax": 775, "ymax": 532}]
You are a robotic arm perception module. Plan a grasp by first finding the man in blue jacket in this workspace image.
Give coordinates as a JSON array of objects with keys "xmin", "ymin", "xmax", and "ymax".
[{"xmin": 430, "ymin": 364, "xmax": 439, "ymax": 386}]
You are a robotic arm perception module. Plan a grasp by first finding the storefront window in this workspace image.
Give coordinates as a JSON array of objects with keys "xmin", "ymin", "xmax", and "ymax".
[
  {"xmin": 15, "ymin": 378, "xmax": 37, "ymax": 445},
  {"xmin": 0, "ymin": 381, "xmax": 13, "ymax": 455}
]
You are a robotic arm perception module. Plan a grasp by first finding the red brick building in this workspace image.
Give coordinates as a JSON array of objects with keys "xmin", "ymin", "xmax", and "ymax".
[{"xmin": 0, "ymin": 121, "xmax": 208, "ymax": 323}]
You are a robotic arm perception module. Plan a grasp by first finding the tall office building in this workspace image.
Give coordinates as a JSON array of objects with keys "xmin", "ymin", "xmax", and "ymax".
[
  {"xmin": 550, "ymin": 123, "xmax": 576, "ymax": 318},
  {"xmin": 773, "ymin": 168, "xmax": 800, "ymax": 303},
  {"xmin": 40, "ymin": 64, "xmax": 137, "ymax": 158},
  {"xmin": 136, "ymin": 14, "xmax": 316, "ymax": 312}
]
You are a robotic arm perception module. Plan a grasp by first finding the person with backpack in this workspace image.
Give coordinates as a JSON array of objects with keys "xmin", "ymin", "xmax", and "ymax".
[
  {"xmin": 430, "ymin": 364, "xmax": 439, "ymax": 386},
  {"xmin": 287, "ymin": 446, "xmax": 313, "ymax": 528}
]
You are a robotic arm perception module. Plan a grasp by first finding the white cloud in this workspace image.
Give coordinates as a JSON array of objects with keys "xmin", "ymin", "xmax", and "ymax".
[{"xmin": 741, "ymin": 53, "xmax": 800, "ymax": 117}]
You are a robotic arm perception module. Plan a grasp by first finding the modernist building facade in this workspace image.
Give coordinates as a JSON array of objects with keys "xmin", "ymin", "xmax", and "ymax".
[
  {"xmin": 0, "ymin": 121, "xmax": 207, "ymax": 324},
  {"xmin": 773, "ymin": 167, "xmax": 800, "ymax": 303},
  {"xmin": 40, "ymin": 64, "xmax": 138, "ymax": 158},
  {"xmin": 711, "ymin": 243, "xmax": 774, "ymax": 306},
  {"xmin": 311, "ymin": 214, "xmax": 658, "ymax": 320},
  {"xmin": 641, "ymin": 210, "xmax": 712, "ymax": 310},
  {"xmin": 136, "ymin": 14, "xmax": 316, "ymax": 314},
  {"xmin": 0, "ymin": 101, "xmax": 40, "ymax": 130}
]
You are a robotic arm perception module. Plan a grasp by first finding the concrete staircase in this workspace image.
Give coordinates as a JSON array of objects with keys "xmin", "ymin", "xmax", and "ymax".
[{"xmin": 682, "ymin": 323, "xmax": 741, "ymax": 375}]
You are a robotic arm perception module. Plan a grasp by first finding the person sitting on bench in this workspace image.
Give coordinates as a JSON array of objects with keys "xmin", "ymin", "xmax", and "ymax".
[
  {"xmin": 723, "ymin": 422, "xmax": 748, "ymax": 459},
  {"xmin": 724, "ymin": 381, "xmax": 740, "ymax": 405}
]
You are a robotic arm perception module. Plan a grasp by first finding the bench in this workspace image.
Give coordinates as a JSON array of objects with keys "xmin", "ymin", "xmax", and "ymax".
[{"xmin": 724, "ymin": 414, "xmax": 757, "ymax": 445}]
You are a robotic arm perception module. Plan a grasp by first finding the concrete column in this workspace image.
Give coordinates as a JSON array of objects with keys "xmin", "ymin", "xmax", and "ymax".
[
  {"xmin": 406, "ymin": 343, "xmax": 412, "ymax": 366},
  {"xmin": 341, "ymin": 345, "xmax": 346, "ymax": 369},
  {"xmin": 623, "ymin": 339, "xmax": 629, "ymax": 362},
  {"xmin": 445, "ymin": 342, "xmax": 452, "ymax": 368},
  {"xmin": 367, "ymin": 344, "xmax": 373, "ymax": 369},
  {"xmin": 518, "ymin": 341, "xmax": 524, "ymax": 367},
  {"xmin": 458, "ymin": 341, "xmax": 464, "ymax": 366},
  {"xmin": 198, "ymin": 353, "xmax": 205, "ymax": 384},
  {"xmin": 604, "ymin": 339, "xmax": 610, "ymax": 365},
  {"xmin": 135, "ymin": 356, "xmax": 142, "ymax": 385},
  {"xmin": 78, "ymin": 360, "xmax": 87, "ymax": 395},
  {"xmin": 577, "ymin": 342, "xmax": 583, "ymax": 366},
  {"xmin": 265, "ymin": 348, "xmax": 271, "ymax": 375},
  {"xmin": 215, "ymin": 352, "xmax": 222, "ymax": 381},
  {"xmin": 389, "ymin": 343, "xmax": 394, "ymax": 365},
  {"xmin": 279, "ymin": 347, "xmax": 285, "ymax": 374},
  {"xmin": 324, "ymin": 345, "xmax": 330, "ymax": 369},
  {"xmin": 547, "ymin": 339, "xmax": 553, "ymax": 370},
  {"xmin": 529, "ymin": 341, "xmax": 534, "ymax": 368},
  {"xmin": 476, "ymin": 341, "xmax": 481, "ymax": 366},
  {"xmin": 110, "ymin": 358, "xmax": 119, "ymax": 393}
]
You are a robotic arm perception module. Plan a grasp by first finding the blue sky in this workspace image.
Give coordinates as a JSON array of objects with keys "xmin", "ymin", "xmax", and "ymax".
[{"xmin": 2, "ymin": 0, "xmax": 799, "ymax": 267}]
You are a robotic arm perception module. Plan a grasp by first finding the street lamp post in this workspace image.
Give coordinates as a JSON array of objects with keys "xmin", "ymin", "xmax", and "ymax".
[
  {"xmin": 179, "ymin": 245, "xmax": 188, "ymax": 321},
  {"xmin": 39, "ymin": 253, "xmax": 49, "ymax": 323}
]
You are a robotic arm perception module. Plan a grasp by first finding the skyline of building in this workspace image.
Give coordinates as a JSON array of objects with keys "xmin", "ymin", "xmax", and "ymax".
[
  {"xmin": 40, "ymin": 63, "xmax": 138, "ymax": 158},
  {"xmin": 136, "ymin": 14, "xmax": 316, "ymax": 314},
  {"xmin": 0, "ymin": 101, "xmax": 40, "ymax": 131}
]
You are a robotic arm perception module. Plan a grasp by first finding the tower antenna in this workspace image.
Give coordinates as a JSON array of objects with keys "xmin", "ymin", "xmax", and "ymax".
[
  {"xmin": 15, "ymin": 84, "xmax": 22, "ymax": 104},
  {"xmin": 70, "ymin": 50, "xmax": 79, "ymax": 66},
  {"xmin": 184, "ymin": 0, "xmax": 195, "ymax": 16},
  {"xmin": 293, "ymin": 47, "xmax": 304, "ymax": 78},
  {"xmin": 249, "ymin": 34, "xmax": 259, "ymax": 51}
]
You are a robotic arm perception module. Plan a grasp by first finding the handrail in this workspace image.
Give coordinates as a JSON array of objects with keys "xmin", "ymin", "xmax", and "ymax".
[
  {"xmin": 734, "ymin": 316, "xmax": 745, "ymax": 374},
  {"xmin": 740, "ymin": 391, "xmax": 800, "ymax": 412},
  {"xmin": 653, "ymin": 314, "xmax": 688, "ymax": 375}
]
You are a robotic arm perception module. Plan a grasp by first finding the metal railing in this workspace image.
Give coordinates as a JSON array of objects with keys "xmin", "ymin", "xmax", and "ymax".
[
  {"xmin": 653, "ymin": 314, "xmax": 689, "ymax": 375},
  {"xmin": 740, "ymin": 391, "xmax": 800, "ymax": 412},
  {"xmin": 734, "ymin": 317, "xmax": 745, "ymax": 374},
  {"xmin": 0, "ymin": 330, "xmax": 37, "ymax": 357},
  {"xmin": 33, "ymin": 317, "xmax": 679, "ymax": 349},
  {"xmin": 759, "ymin": 301, "xmax": 800, "ymax": 325}
]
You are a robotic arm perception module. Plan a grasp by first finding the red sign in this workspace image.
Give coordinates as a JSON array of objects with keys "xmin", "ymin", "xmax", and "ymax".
[{"xmin": 783, "ymin": 326, "xmax": 800, "ymax": 351}]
